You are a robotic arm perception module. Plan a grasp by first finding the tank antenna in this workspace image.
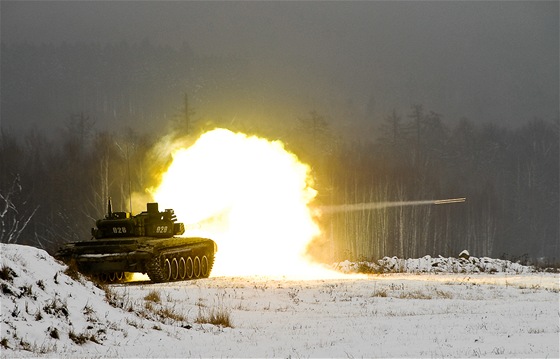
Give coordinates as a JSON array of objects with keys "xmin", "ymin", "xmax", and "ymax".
[{"xmin": 107, "ymin": 197, "xmax": 112, "ymax": 217}]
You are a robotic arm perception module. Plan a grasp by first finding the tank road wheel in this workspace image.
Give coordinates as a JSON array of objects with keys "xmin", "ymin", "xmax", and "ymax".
[
  {"xmin": 178, "ymin": 257, "xmax": 186, "ymax": 280},
  {"xmin": 146, "ymin": 255, "xmax": 171, "ymax": 283},
  {"xmin": 171, "ymin": 258, "xmax": 179, "ymax": 281},
  {"xmin": 162, "ymin": 258, "xmax": 172, "ymax": 281},
  {"xmin": 201, "ymin": 255, "xmax": 214, "ymax": 278},
  {"xmin": 193, "ymin": 256, "xmax": 201, "ymax": 278},
  {"xmin": 186, "ymin": 257, "xmax": 194, "ymax": 279},
  {"xmin": 201, "ymin": 255, "xmax": 209, "ymax": 278}
]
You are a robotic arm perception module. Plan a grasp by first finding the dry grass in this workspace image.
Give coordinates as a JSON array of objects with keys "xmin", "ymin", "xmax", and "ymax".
[
  {"xmin": 196, "ymin": 306, "xmax": 233, "ymax": 328},
  {"xmin": 68, "ymin": 330, "xmax": 100, "ymax": 345},
  {"xmin": 398, "ymin": 290, "xmax": 433, "ymax": 300},
  {"xmin": 155, "ymin": 306, "xmax": 187, "ymax": 322},
  {"xmin": 139, "ymin": 290, "xmax": 188, "ymax": 323},
  {"xmin": 144, "ymin": 290, "xmax": 161, "ymax": 303},
  {"xmin": 0, "ymin": 265, "xmax": 15, "ymax": 282},
  {"xmin": 371, "ymin": 288, "xmax": 388, "ymax": 297},
  {"xmin": 63, "ymin": 260, "xmax": 82, "ymax": 283},
  {"xmin": 398, "ymin": 288, "xmax": 453, "ymax": 300}
]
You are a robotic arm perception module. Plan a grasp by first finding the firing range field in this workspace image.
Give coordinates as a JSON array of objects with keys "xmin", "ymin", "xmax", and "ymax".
[
  {"xmin": 129, "ymin": 274, "xmax": 559, "ymax": 358},
  {"xmin": 2, "ymin": 243, "xmax": 559, "ymax": 358}
]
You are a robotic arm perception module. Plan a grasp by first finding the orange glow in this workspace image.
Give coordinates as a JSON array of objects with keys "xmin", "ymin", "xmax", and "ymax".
[{"xmin": 150, "ymin": 128, "xmax": 348, "ymax": 279}]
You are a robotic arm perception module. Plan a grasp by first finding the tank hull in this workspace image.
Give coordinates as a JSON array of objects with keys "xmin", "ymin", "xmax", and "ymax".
[{"xmin": 56, "ymin": 236, "xmax": 217, "ymax": 283}]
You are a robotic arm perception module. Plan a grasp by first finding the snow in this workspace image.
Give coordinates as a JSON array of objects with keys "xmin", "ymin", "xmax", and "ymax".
[
  {"xmin": 335, "ymin": 255, "xmax": 540, "ymax": 275},
  {"xmin": 1, "ymin": 243, "xmax": 559, "ymax": 358}
]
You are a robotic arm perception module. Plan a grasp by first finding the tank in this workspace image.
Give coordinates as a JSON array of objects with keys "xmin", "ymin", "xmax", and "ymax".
[{"xmin": 55, "ymin": 199, "xmax": 217, "ymax": 283}]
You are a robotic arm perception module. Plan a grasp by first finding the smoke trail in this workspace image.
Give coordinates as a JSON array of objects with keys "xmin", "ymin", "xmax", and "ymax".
[{"xmin": 317, "ymin": 198, "xmax": 466, "ymax": 214}]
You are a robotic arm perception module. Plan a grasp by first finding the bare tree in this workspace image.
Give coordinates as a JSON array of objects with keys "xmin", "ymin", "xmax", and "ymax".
[{"xmin": 0, "ymin": 175, "xmax": 38, "ymax": 244}]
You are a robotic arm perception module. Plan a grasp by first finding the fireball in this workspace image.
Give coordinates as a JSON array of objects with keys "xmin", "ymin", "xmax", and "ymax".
[{"xmin": 151, "ymin": 128, "xmax": 343, "ymax": 279}]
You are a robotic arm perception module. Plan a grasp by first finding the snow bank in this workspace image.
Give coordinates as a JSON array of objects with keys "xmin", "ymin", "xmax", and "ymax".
[
  {"xmin": 0, "ymin": 243, "xmax": 181, "ymax": 356},
  {"xmin": 335, "ymin": 254, "xmax": 538, "ymax": 275}
]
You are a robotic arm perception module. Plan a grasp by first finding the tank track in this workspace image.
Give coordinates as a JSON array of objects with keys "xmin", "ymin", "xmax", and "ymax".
[{"xmin": 147, "ymin": 252, "xmax": 215, "ymax": 283}]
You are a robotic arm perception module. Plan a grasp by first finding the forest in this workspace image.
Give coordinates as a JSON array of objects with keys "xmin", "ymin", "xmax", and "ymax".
[{"xmin": 1, "ymin": 42, "xmax": 558, "ymax": 265}]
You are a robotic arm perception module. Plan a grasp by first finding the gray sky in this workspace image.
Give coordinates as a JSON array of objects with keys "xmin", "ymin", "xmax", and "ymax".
[{"xmin": 1, "ymin": 0, "xmax": 558, "ymax": 130}]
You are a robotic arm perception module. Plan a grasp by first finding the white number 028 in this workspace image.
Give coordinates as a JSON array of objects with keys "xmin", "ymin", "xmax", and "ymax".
[
  {"xmin": 156, "ymin": 226, "xmax": 168, "ymax": 233},
  {"xmin": 112, "ymin": 227, "xmax": 127, "ymax": 234}
]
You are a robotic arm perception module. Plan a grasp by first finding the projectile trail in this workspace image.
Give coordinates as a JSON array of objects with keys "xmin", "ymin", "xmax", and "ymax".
[
  {"xmin": 433, "ymin": 198, "xmax": 467, "ymax": 205},
  {"xmin": 317, "ymin": 198, "xmax": 466, "ymax": 214}
]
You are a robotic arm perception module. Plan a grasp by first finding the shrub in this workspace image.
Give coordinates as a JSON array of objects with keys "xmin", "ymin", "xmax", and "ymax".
[
  {"xmin": 1, "ymin": 283, "xmax": 14, "ymax": 296},
  {"xmin": 49, "ymin": 327, "xmax": 59, "ymax": 339},
  {"xmin": 19, "ymin": 284, "xmax": 33, "ymax": 298},
  {"xmin": 43, "ymin": 298, "xmax": 69, "ymax": 318},
  {"xmin": 0, "ymin": 265, "xmax": 17, "ymax": 282},
  {"xmin": 1, "ymin": 337, "xmax": 9, "ymax": 349}
]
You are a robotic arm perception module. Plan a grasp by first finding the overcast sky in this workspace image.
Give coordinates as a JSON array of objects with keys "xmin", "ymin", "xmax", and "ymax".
[{"xmin": 1, "ymin": 0, "xmax": 558, "ymax": 128}]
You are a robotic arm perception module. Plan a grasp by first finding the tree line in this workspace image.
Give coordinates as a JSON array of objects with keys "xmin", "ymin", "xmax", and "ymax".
[{"xmin": 1, "ymin": 107, "xmax": 558, "ymax": 266}]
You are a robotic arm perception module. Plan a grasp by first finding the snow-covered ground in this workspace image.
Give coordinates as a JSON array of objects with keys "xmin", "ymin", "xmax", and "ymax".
[{"xmin": 1, "ymin": 243, "xmax": 558, "ymax": 358}]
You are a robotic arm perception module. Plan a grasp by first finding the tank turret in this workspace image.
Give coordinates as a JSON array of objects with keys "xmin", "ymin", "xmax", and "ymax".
[{"xmin": 92, "ymin": 199, "xmax": 185, "ymax": 239}]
